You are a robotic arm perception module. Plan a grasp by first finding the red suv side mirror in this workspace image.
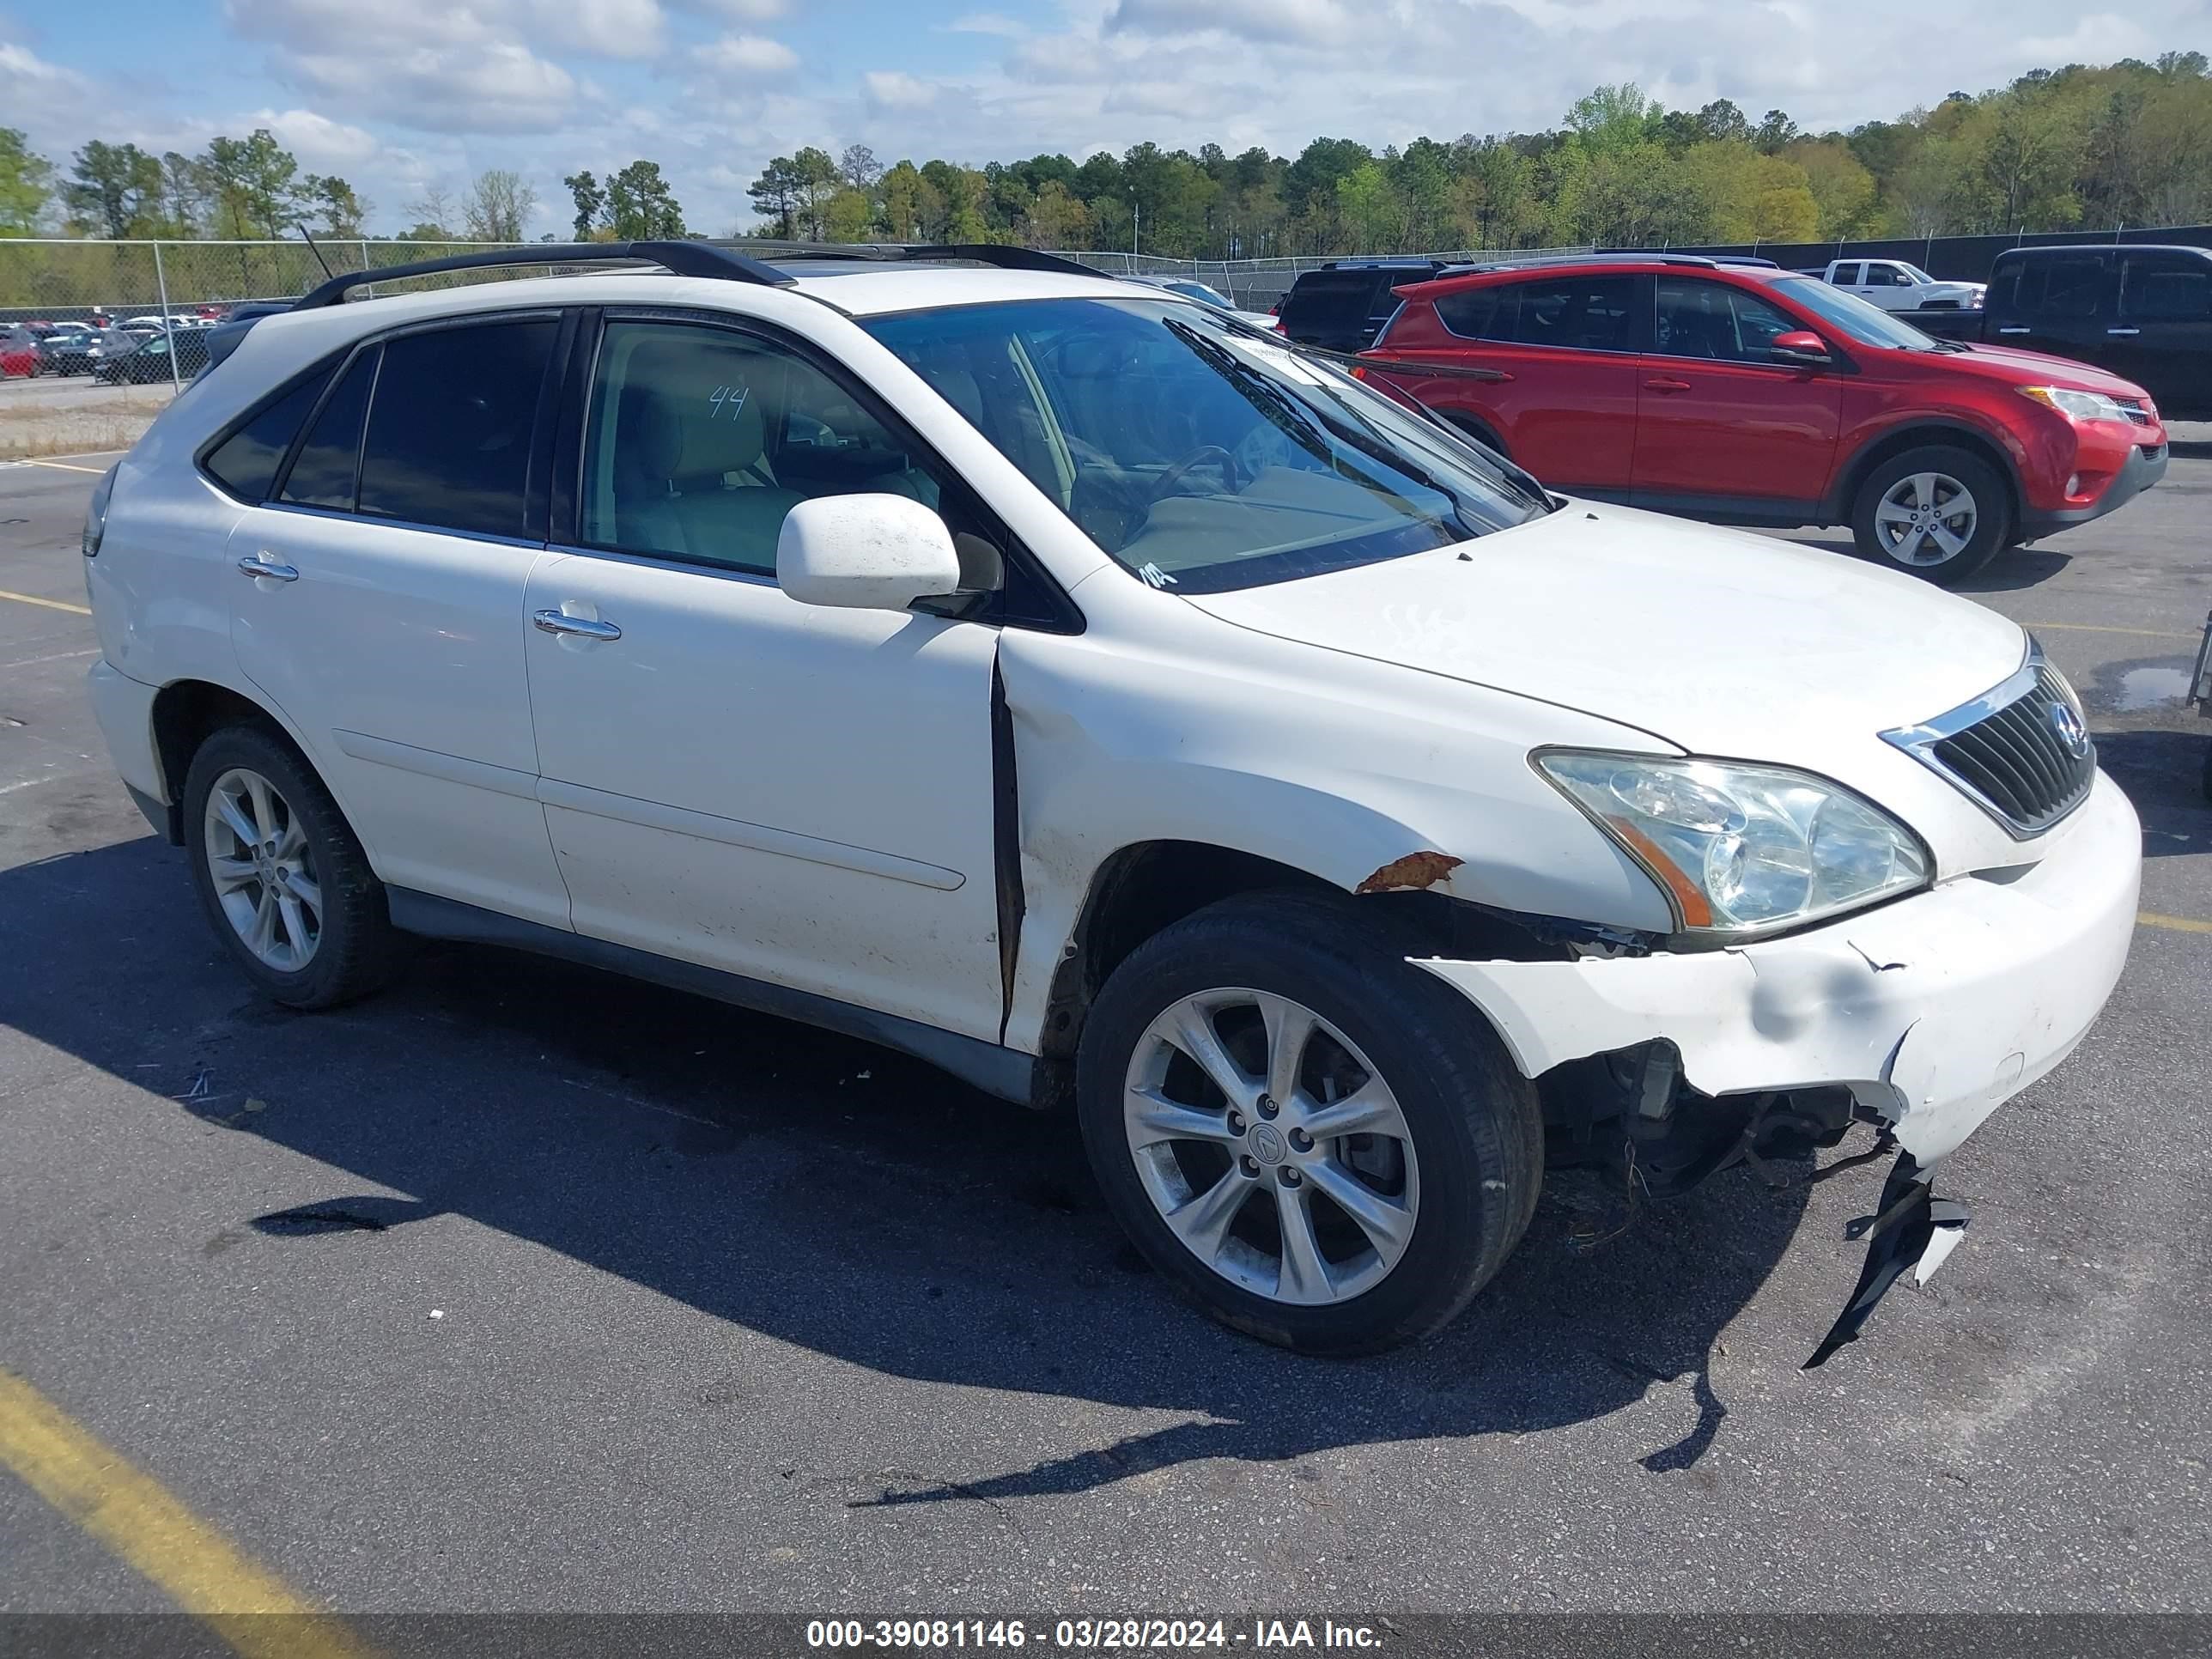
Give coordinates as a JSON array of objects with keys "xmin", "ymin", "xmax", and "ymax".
[{"xmin": 1770, "ymin": 330, "xmax": 1832, "ymax": 367}]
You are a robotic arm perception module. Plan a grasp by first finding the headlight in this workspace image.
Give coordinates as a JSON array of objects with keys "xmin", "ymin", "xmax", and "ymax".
[
  {"xmin": 1535, "ymin": 752, "xmax": 1929, "ymax": 938},
  {"xmin": 2018, "ymin": 385, "xmax": 2129, "ymax": 423}
]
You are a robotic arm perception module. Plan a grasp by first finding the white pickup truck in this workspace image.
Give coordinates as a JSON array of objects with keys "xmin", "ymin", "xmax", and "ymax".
[{"xmin": 1812, "ymin": 258, "xmax": 1986, "ymax": 310}]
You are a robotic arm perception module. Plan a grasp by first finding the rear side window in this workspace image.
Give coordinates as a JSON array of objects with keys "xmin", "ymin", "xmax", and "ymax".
[
  {"xmin": 2016, "ymin": 257, "xmax": 2107, "ymax": 319},
  {"xmin": 1494, "ymin": 276, "xmax": 1638, "ymax": 351},
  {"xmin": 203, "ymin": 365, "xmax": 335, "ymax": 501},
  {"xmin": 357, "ymin": 320, "xmax": 557, "ymax": 538},
  {"xmin": 277, "ymin": 348, "xmax": 377, "ymax": 511},
  {"xmin": 2120, "ymin": 255, "xmax": 2212, "ymax": 321}
]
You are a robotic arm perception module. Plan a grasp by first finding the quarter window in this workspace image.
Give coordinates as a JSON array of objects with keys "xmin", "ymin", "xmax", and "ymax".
[
  {"xmin": 580, "ymin": 320, "xmax": 943, "ymax": 580},
  {"xmin": 1654, "ymin": 278, "xmax": 1800, "ymax": 363},
  {"xmin": 204, "ymin": 364, "xmax": 335, "ymax": 501},
  {"xmin": 356, "ymin": 320, "xmax": 556, "ymax": 538},
  {"xmin": 276, "ymin": 348, "xmax": 376, "ymax": 512}
]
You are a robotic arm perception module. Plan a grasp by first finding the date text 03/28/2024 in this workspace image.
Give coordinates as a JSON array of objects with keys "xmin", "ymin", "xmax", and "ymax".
[{"xmin": 805, "ymin": 1620, "xmax": 1384, "ymax": 1650}]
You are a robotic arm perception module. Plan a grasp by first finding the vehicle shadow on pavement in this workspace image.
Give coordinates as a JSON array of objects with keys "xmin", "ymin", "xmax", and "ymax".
[
  {"xmin": 1, "ymin": 836, "xmax": 1814, "ymax": 1502},
  {"xmin": 1783, "ymin": 535, "xmax": 2073, "ymax": 593},
  {"xmin": 2091, "ymin": 726, "xmax": 2209, "ymax": 860}
]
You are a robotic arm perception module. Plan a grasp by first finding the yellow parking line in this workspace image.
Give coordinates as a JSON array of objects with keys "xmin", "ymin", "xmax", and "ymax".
[
  {"xmin": 0, "ymin": 1368, "xmax": 375, "ymax": 1659},
  {"xmin": 16, "ymin": 459, "xmax": 108, "ymax": 474},
  {"xmin": 0, "ymin": 587, "xmax": 91, "ymax": 616},
  {"xmin": 2140, "ymin": 911, "xmax": 2212, "ymax": 935},
  {"xmin": 2026, "ymin": 621, "xmax": 2203, "ymax": 643}
]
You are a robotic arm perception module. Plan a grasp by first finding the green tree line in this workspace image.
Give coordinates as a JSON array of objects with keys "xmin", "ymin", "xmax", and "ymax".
[{"xmin": 5, "ymin": 50, "xmax": 2209, "ymax": 258}]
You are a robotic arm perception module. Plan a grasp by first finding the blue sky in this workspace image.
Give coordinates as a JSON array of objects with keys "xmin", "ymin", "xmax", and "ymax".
[{"xmin": 6, "ymin": 0, "xmax": 2212, "ymax": 236}]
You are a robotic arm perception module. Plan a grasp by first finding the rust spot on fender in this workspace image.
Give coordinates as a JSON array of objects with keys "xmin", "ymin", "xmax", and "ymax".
[{"xmin": 1355, "ymin": 852, "xmax": 1464, "ymax": 894}]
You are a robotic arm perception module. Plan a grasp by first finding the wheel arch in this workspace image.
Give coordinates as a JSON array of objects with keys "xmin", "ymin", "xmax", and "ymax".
[
  {"xmin": 1829, "ymin": 422, "xmax": 2023, "ymax": 528},
  {"xmin": 1030, "ymin": 838, "xmax": 1576, "ymax": 1077},
  {"xmin": 148, "ymin": 678, "xmax": 307, "ymax": 843}
]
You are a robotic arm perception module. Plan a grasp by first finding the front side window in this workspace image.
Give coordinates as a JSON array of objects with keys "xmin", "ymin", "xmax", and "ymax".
[
  {"xmin": 357, "ymin": 319, "xmax": 556, "ymax": 538},
  {"xmin": 2120, "ymin": 255, "xmax": 2212, "ymax": 321},
  {"xmin": 2017, "ymin": 257, "xmax": 2106, "ymax": 319},
  {"xmin": 580, "ymin": 320, "xmax": 943, "ymax": 579},
  {"xmin": 1769, "ymin": 277, "xmax": 1937, "ymax": 350},
  {"xmin": 1654, "ymin": 278, "xmax": 1800, "ymax": 362},
  {"xmin": 864, "ymin": 297, "xmax": 1549, "ymax": 593}
]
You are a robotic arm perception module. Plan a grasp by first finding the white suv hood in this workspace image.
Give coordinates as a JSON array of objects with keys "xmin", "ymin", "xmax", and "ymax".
[{"xmin": 1181, "ymin": 502, "xmax": 2027, "ymax": 766}]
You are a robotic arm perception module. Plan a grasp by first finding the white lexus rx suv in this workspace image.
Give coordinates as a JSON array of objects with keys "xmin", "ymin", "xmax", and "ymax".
[{"xmin": 81, "ymin": 242, "xmax": 2139, "ymax": 1359}]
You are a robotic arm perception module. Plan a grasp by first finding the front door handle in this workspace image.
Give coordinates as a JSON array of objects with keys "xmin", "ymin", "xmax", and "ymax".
[
  {"xmin": 2106, "ymin": 326, "xmax": 2141, "ymax": 337},
  {"xmin": 1996, "ymin": 325, "xmax": 2032, "ymax": 335},
  {"xmin": 235, "ymin": 553, "xmax": 299, "ymax": 582},
  {"xmin": 532, "ymin": 609, "xmax": 622, "ymax": 641},
  {"xmin": 1643, "ymin": 378, "xmax": 1692, "ymax": 393}
]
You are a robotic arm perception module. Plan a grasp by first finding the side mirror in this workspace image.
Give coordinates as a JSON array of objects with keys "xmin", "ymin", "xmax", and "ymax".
[
  {"xmin": 1769, "ymin": 330, "xmax": 1832, "ymax": 368},
  {"xmin": 776, "ymin": 494, "xmax": 963, "ymax": 612}
]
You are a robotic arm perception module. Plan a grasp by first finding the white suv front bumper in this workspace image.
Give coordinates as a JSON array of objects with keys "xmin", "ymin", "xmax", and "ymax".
[{"xmin": 1414, "ymin": 769, "xmax": 2141, "ymax": 1168}]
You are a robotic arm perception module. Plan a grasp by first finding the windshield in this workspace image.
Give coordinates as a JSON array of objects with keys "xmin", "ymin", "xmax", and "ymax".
[
  {"xmin": 1771, "ymin": 277, "xmax": 1941, "ymax": 351},
  {"xmin": 863, "ymin": 298, "xmax": 1548, "ymax": 592},
  {"xmin": 1898, "ymin": 264, "xmax": 1937, "ymax": 284}
]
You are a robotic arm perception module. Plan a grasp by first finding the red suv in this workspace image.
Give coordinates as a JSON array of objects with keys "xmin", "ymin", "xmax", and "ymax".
[{"xmin": 1361, "ymin": 254, "xmax": 2169, "ymax": 585}]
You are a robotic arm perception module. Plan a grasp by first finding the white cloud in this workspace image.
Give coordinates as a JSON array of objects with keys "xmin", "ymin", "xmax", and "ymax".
[
  {"xmin": 697, "ymin": 32, "xmax": 799, "ymax": 75},
  {"xmin": 864, "ymin": 70, "xmax": 939, "ymax": 111},
  {"xmin": 532, "ymin": 0, "xmax": 668, "ymax": 60},
  {"xmin": 249, "ymin": 107, "xmax": 381, "ymax": 168},
  {"xmin": 1107, "ymin": 0, "xmax": 1360, "ymax": 47},
  {"xmin": 671, "ymin": 0, "xmax": 787, "ymax": 17},
  {"xmin": 945, "ymin": 10, "xmax": 1029, "ymax": 34}
]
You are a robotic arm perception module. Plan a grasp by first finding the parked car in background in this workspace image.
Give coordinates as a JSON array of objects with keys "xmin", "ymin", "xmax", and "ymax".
[
  {"xmin": 79, "ymin": 240, "xmax": 2147, "ymax": 1362},
  {"xmin": 1127, "ymin": 276, "xmax": 1279, "ymax": 330},
  {"xmin": 36, "ymin": 325, "xmax": 102, "ymax": 375},
  {"xmin": 1278, "ymin": 259, "xmax": 1457, "ymax": 350},
  {"xmin": 1, "ymin": 325, "xmax": 42, "ymax": 378},
  {"xmin": 94, "ymin": 327, "xmax": 210, "ymax": 383},
  {"xmin": 1361, "ymin": 252, "xmax": 2166, "ymax": 585},
  {"xmin": 1907, "ymin": 244, "xmax": 2212, "ymax": 420},
  {"xmin": 1821, "ymin": 258, "xmax": 1986, "ymax": 311}
]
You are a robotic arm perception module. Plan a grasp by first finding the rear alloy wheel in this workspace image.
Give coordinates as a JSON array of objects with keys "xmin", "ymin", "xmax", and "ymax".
[
  {"xmin": 1850, "ymin": 445, "xmax": 2008, "ymax": 586},
  {"xmin": 1078, "ymin": 892, "xmax": 1543, "ymax": 1354},
  {"xmin": 184, "ymin": 723, "xmax": 402, "ymax": 1009}
]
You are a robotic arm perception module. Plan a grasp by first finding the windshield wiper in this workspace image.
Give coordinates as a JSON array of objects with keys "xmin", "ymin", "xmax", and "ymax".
[{"xmin": 1164, "ymin": 318, "xmax": 1541, "ymax": 526}]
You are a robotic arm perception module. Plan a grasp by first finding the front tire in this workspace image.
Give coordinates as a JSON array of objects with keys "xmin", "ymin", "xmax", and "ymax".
[
  {"xmin": 1850, "ymin": 445, "xmax": 2010, "ymax": 586},
  {"xmin": 183, "ymin": 723, "xmax": 401, "ymax": 1010},
  {"xmin": 1076, "ymin": 892, "xmax": 1543, "ymax": 1355}
]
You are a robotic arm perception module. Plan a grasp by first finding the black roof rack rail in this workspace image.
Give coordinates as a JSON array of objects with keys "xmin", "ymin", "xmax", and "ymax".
[
  {"xmin": 725, "ymin": 240, "xmax": 1108, "ymax": 278},
  {"xmin": 290, "ymin": 240, "xmax": 796, "ymax": 311}
]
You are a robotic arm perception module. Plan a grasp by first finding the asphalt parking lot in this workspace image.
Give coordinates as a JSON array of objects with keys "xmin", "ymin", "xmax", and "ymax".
[{"xmin": 2, "ymin": 446, "xmax": 2208, "ymax": 1623}]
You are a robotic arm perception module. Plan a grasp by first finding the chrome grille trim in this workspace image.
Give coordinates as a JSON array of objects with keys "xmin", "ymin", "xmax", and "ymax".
[{"xmin": 1881, "ymin": 646, "xmax": 2096, "ymax": 839}]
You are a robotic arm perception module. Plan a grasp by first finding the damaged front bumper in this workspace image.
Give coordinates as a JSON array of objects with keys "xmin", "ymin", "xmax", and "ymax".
[{"xmin": 1414, "ymin": 769, "xmax": 2141, "ymax": 1355}]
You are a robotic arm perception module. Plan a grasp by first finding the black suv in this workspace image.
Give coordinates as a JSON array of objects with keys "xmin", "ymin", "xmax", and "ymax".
[
  {"xmin": 1277, "ymin": 260, "xmax": 1455, "ymax": 351},
  {"xmin": 1912, "ymin": 244, "xmax": 2212, "ymax": 419}
]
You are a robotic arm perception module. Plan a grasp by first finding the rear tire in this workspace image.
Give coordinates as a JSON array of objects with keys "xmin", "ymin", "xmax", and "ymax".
[
  {"xmin": 183, "ymin": 723, "xmax": 402, "ymax": 1010},
  {"xmin": 1076, "ymin": 891, "xmax": 1543, "ymax": 1355},
  {"xmin": 1850, "ymin": 445, "xmax": 2010, "ymax": 586}
]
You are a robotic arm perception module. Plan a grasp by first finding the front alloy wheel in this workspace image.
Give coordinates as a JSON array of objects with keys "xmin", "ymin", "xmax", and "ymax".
[
  {"xmin": 1873, "ymin": 471, "xmax": 1978, "ymax": 568},
  {"xmin": 1077, "ymin": 892, "xmax": 1544, "ymax": 1354},
  {"xmin": 1125, "ymin": 988, "xmax": 1419, "ymax": 1306}
]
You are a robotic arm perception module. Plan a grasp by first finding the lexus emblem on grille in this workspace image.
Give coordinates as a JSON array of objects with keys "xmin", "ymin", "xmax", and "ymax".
[{"xmin": 2048, "ymin": 701, "xmax": 2091, "ymax": 759}]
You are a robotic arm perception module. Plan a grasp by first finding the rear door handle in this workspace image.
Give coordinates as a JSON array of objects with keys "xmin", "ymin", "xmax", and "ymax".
[
  {"xmin": 532, "ymin": 609, "xmax": 622, "ymax": 641},
  {"xmin": 1643, "ymin": 378, "xmax": 1692, "ymax": 393},
  {"xmin": 2106, "ymin": 327, "xmax": 2141, "ymax": 337},
  {"xmin": 1995, "ymin": 325, "xmax": 2033, "ymax": 335},
  {"xmin": 235, "ymin": 552, "xmax": 299, "ymax": 582}
]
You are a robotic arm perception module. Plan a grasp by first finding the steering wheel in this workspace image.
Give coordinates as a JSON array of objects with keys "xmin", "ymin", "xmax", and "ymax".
[{"xmin": 1146, "ymin": 444, "xmax": 1238, "ymax": 503}]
